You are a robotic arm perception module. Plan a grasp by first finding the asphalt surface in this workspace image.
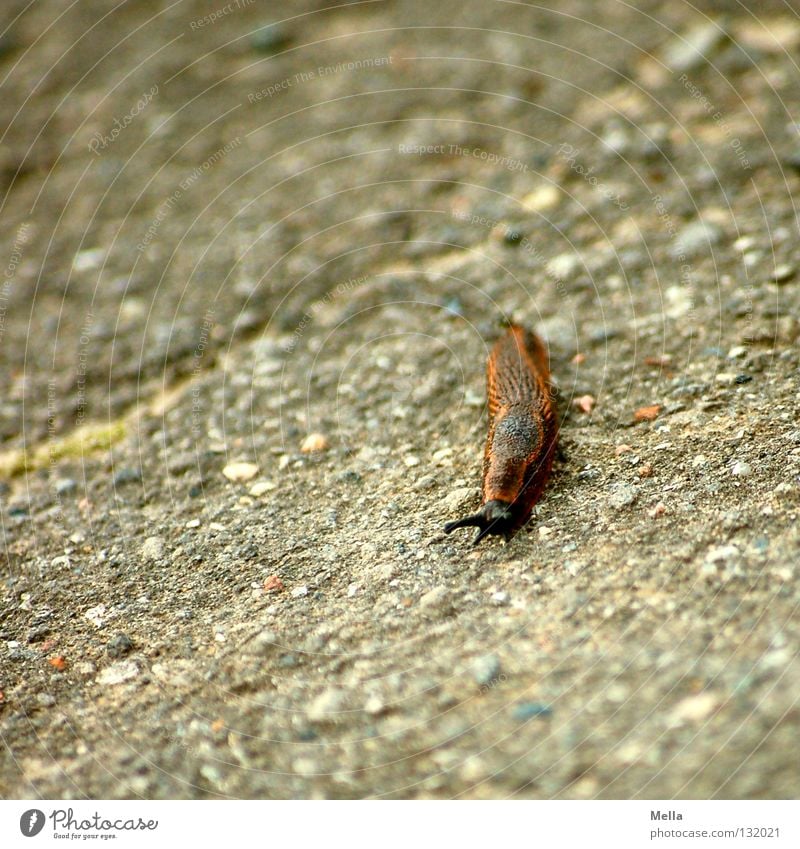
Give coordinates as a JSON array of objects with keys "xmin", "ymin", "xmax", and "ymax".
[{"xmin": 1, "ymin": 0, "xmax": 799, "ymax": 799}]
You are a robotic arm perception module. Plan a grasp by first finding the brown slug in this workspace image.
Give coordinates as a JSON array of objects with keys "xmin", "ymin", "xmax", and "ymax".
[{"xmin": 444, "ymin": 323, "xmax": 558, "ymax": 544}]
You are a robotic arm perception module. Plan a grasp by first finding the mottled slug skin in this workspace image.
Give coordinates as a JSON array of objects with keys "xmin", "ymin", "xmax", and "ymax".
[
  {"xmin": 483, "ymin": 324, "xmax": 558, "ymax": 533},
  {"xmin": 444, "ymin": 323, "xmax": 557, "ymax": 543}
]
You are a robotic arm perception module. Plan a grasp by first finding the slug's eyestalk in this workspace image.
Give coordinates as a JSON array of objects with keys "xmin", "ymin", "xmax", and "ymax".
[{"xmin": 443, "ymin": 500, "xmax": 515, "ymax": 545}]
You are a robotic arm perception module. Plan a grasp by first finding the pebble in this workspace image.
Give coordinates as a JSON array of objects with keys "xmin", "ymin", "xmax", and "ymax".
[
  {"xmin": 564, "ymin": 560, "xmax": 584, "ymax": 577},
  {"xmin": 772, "ymin": 264, "xmax": 796, "ymax": 284},
  {"xmin": 522, "ymin": 184, "xmax": 560, "ymax": 212},
  {"xmin": 670, "ymin": 219, "xmax": 722, "ymax": 259},
  {"xmin": 668, "ymin": 692, "xmax": 717, "ymax": 727},
  {"xmin": 250, "ymin": 24, "xmax": 292, "ymax": 54},
  {"xmin": 106, "ymin": 633, "xmax": 134, "ymax": 658},
  {"xmin": 609, "ymin": 483, "xmax": 638, "ymax": 510},
  {"xmin": 292, "ymin": 758, "xmax": 319, "ymax": 776},
  {"xmin": 731, "ymin": 461, "xmax": 752, "ymax": 476},
  {"xmin": 307, "ymin": 688, "xmax": 346, "ymax": 722},
  {"xmin": 664, "ymin": 21, "xmax": 727, "ymax": 72},
  {"xmin": 633, "ymin": 404, "xmax": 660, "ymax": 422},
  {"xmin": 419, "ymin": 585, "xmax": 451, "ymax": 612},
  {"xmin": 249, "ymin": 480, "xmax": 277, "ymax": 496},
  {"xmin": 97, "ymin": 660, "xmax": 139, "ymax": 686},
  {"xmin": 185, "ymin": 518, "xmax": 201, "ymax": 529},
  {"xmin": 222, "ymin": 462, "xmax": 259, "ymax": 482},
  {"xmin": 705, "ymin": 544, "xmax": 740, "ymax": 566},
  {"xmin": 141, "ymin": 536, "xmax": 165, "ymax": 561},
  {"xmin": 491, "ymin": 591, "xmax": 509, "ymax": 606},
  {"xmin": 72, "ymin": 248, "xmax": 105, "ymax": 272},
  {"xmin": 573, "ymin": 394, "xmax": 595, "ymax": 414},
  {"xmin": 263, "ymin": 575, "xmax": 284, "ymax": 593},
  {"xmin": 363, "ymin": 695, "xmax": 386, "ymax": 716},
  {"xmin": 37, "ymin": 692, "xmax": 56, "ymax": 707},
  {"xmin": 443, "ymin": 488, "xmax": 476, "ymax": 513},
  {"xmin": 414, "ymin": 475, "xmax": 436, "ymax": 490},
  {"xmin": 84, "ymin": 604, "xmax": 107, "ymax": 628},
  {"xmin": 733, "ymin": 236, "xmax": 757, "ymax": 253},
  {"xmin": 512, "ymin": 702, "xmax": 552, "ymax": 721},
  {"xmin": 290, "ymin": 585, "xmax": 308, "ymax": 598},
  {"xmin": 300, "ymin": 433, "xmax": 329, "ymax": 453},
  {"xmin": 547, "ymin": 252, "xmax": 581, "ymax": 281},
  {"xmin": 113, "ymin": 467, "xmax": 142, "ymax": 486},
  {"xmin": 250, "ymin": 630, "xmax": 279, "ymax": 654},
  {"xmin": 54, "ymin": 478, "xmax": 77, "ymax": 495},
  {"xmin": 736, "ymin": 17, "xmax": 800, "ymax": 53},
  {"xmin": 472, "ymin": 654, "xmax": 502, "ymax": 687}
]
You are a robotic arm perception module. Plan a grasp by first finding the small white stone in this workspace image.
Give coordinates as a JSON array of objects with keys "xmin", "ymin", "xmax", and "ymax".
[
  {"xmin": 250, "ymin": 480, "xmax": 277, "ymax": 496},
  {"xmin": 420, "ymin": 586, "xmax": 450, "ymax": 609},
  {"xmin": 300, "ymin": 433, "xmax": 329, "ymax": 453},
  {"xmin": 141, "ymin": 536, "xmax": 165, "ymax": 561},
  {"xmin": 522, "ymin": 184, "xmax": 560, "ymax": 212},
  {"xmin": 223, "ymin": 461, "xmax": 259, "ymax": 482},
  {"xmin": 668, "ymin": 692, "xmax": 717, "ymax": 727},
  {"xmin": 97, "ymin": 660, "xmax": 139, "ymax": 686},
  {"xmin": 307, "ymin": 688, "xmax": 346, "ymax": 721},
  {"xmin": 72, "ymin": 248, "xmax": 105, "ymax": 271},
  {"xmin": 547, "ymin": 252, "xmax": 581, "ymax": 281},
  {"xmin": 731, "ymin": 461, "xmax": 752, "ymax": 476},
  {"xmin": 291, "ymin": 585, "xmax": 308, "ymax": 598},
  {"xmin": 733, "ymin": 235, "xmax": 757, "ymax": 253},
  {"xmin": 705, "ymin": 544, "xmax": 740, "ymax": 565},
  {"xmin": 84, "ymin": 604, "xmax": 106, "ymax": 628}
]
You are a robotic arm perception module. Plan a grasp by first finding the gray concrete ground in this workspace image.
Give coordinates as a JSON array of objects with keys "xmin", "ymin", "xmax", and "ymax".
[{"xmin": 1, "ymin": 0, "xmax": 799, "ymax": 798}]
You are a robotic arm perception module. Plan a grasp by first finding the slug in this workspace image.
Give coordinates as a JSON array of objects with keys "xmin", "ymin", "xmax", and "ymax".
[{"xmin": 444, "ymin": 323, "xmax": 558, "ymax": 544}]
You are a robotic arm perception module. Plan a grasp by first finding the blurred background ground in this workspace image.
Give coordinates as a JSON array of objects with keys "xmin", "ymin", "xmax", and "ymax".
[{"xmin": 1, "ymin": 0, "xmax": 799, "ymax": 798}]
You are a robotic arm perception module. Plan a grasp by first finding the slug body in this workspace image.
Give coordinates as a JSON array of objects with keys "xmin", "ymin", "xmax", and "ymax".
[{"xmin": 444, "ymin": 324, "xmax": 557, "ymax": 544}]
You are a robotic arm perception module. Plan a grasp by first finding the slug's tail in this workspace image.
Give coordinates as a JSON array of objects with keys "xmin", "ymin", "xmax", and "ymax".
[{"xmin": 443, "ymin": 500, "xmax": 515, "ymax": 545}]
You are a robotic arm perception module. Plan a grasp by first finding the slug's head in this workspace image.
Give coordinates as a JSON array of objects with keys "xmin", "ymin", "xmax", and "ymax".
[{"xmin": 443, "ymin": 499, "xmax": 515, "ymax": 545}]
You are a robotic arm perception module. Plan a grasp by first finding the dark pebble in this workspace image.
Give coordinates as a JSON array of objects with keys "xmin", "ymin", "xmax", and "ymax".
[
  {"xmin": 512, "ymin": 702, "xmax": 553, "ymax": 720},
  {"xmin": 0, "ymin": 35, "xmax": 16, "ymax": 58},
  {"xmin": 188, "ymin": 483, "xmax": 203, "ymax": 498},
  {"xmin": 337, "ymin": 470, "xmax": 362, "ymax": 484},
  {"xmin": 106, "ymin": 633, "xmax": 134, "ymax": 658},
  {"xmin": 113, "ymin": 467, "xmax": 142, "ymax": 486},
  {"xmin": 8, "ymin": 504, "xmax": 28, "ymax": 517},
  {"xmin": 734, "ymin": 374, "xmax": 752, "ymax": 384},
  {"xmin": 296, "ymin": 727, "xmax": 318, "ymax": 741},
  {"xmin": 783, "ymin": 153, "xmax": 800, "ymax": 175},
  {"xmin": 503, "ymin": 229, "xmax": 523, "ymax": 246},
  {"xmin": 27, "ymin": 626, "xmax": 51, "ymax": 644},
  {"xmin": 251, "ymin": 25, "xmax": 292, "ymax": 54}
]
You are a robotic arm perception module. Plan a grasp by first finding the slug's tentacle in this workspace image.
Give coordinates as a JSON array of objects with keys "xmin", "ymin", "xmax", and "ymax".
[
  {"xmin": 443, "ymin": 499, "xmax": 515, "ymax": 545},
  {"xmin": 444, "ymin": 324, "xmax": 558, "ymax": 544}
]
